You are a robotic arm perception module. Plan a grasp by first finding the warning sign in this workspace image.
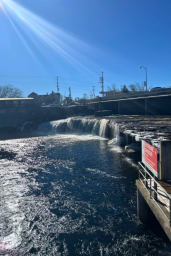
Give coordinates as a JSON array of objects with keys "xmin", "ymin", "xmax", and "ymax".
[{"xmin": 142, "ymin": 140, "xmax": 158, "ymax": 177}]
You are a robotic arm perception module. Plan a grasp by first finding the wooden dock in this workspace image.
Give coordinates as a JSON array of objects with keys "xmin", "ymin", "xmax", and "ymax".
[{"xmin": 136, "ymin": 178, "xmax": 171, "ymax": 240}]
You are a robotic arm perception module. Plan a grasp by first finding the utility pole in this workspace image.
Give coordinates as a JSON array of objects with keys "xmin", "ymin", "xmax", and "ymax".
[
  {"xmin": 69, "ymin": 87, "xmax": 71, "ymax": 100},
  {"xmin": 98, "ymin": 71, "xmax": 104, "ymax": 96},
  {"xmin": 93, "ymin": 86, "xmax": 95, "ymax": 98},
  {"xmin": 139, "ymin": 66, "xmax": 147, "ymax": 91},
  {"xmin": 56, "ymin": 76, "xmax": 59, "ymax": 93}
]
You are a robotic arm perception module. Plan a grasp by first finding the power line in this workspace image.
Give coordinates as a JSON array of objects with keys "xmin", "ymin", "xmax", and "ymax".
[
  {"xmin": 0, "ymin": 81, "xmax": 99, "ymax": 88},
  {"xmin": 0, "ymin": 75, "xmax": 55, "ymax": 78},
  {"xmin": 0, "ymin": 75, "xmax": 98, "ymax": 85}
]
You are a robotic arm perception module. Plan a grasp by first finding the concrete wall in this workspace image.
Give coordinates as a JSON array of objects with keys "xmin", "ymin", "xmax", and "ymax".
[
  {"xmin": 0, "ymin": 105, "xmax": 95, "ymax": 130},
  {"xmin": 146, "ymin": 96, "xmax": 171, "ymax": 115},
  {"xmin": 118, "ymin": 99, "xmax": 145, "ymax": 115},
  {"xmin": 88, "ymin": 95, "xmax": 171, "ymax": 115},
  {"xmin": 0, "ymin": 106, "xmax": 66, "ymax": 129}
]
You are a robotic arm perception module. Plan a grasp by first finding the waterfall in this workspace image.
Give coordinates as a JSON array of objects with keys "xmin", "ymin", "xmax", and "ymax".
[{"xmin": 37, "ymin": 118, "xmax": 109, "ymax": 138}]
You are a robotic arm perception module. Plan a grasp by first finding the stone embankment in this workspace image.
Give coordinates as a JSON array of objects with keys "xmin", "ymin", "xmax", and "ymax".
[{"xmin": 107, "ymin": 115, "xmax": 171, "ymax": 151}]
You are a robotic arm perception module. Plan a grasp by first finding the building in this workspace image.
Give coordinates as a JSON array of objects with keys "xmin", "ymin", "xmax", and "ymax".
[
  {"xmin": 28, "ymin": 91, "xmax": 60, "ymax": 105},
  {"xmin": 0, "ymin": 98, "xmax": 35, "ymax": 109}
]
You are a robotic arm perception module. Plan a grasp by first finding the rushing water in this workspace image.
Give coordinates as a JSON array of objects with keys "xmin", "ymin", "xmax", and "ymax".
[{"xmin": 0, "ymin": 119, "xmax": 171, "ymax": 255}]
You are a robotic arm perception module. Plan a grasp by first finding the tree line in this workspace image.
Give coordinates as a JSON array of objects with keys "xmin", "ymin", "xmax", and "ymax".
[
  {"xmin": 107, "ymin": 82, "xmax": 145, "ymax": 93},
  {"xmin": 0, "ymin": 84, "xmax": 23, "ymax": 98},
  {"xmin": 77, "ymin": 82, "xmax": 145, "ymax": 101}
]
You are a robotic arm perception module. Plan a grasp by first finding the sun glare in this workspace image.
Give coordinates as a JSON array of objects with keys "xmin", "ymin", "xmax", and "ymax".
[{"xmin": 1, "ymin": 0, "xmax": 97, "ymax": 76}]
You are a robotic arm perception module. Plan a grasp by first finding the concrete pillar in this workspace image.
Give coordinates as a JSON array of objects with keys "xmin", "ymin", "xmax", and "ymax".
[
  {"xmin": 159, "ymin": 140, "xmax": 171, "ymax": 180},
  {"xmin": 145, "ymin": 98, "xmax": 147, "ymax": 115},
  {"xmin": 137, "ymin": 188, "xmax": 153, "ymax": 224},
  {"xmin": 118, "ymin": 101, "xmax": 120, "ymax": 114},
  {"xmin": 98, "ymin": 97, "xmax": 101, "ymax": 112}
]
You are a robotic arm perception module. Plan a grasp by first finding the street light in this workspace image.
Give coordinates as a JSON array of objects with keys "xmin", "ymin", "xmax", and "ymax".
[{"xmin": 140, "ymin": 66, "xmax": 147, "ymax": 91}]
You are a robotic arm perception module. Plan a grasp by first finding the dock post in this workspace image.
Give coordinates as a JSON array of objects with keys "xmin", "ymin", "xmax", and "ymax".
[
  {"xmin": 137, "ymin": 188, "xmax": 153, "ymax": 224},
  {"xmin": 159, "ymin": 141, "xmax": 171, "ymax": 180},
  {"xmin": 170, "ymin": 199, "xmax": 171, "ymax": 227},
  {"xmin": 153, "ymin": 175, "xmax": 157, "ymax": 200}
]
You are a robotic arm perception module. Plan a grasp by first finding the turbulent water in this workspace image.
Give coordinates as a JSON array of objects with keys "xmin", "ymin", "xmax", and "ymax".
[{"xmin": 0, "ymin": 119, "xmax": 171, "ymax": 255}]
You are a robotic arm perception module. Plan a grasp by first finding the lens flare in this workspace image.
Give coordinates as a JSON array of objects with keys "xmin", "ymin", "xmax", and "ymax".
[
  {"xmin": 0, "ymin": 0, "xmax": 40, "ymax": 66},
  {"xmin": 0, "ymin": 2, "xmax": 4, "ymax": 9},
  {"xmin": 1, "ymin": 0, "xmax": 98, "ymax": 76}
]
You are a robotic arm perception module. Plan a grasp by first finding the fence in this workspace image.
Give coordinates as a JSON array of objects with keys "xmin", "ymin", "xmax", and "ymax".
[{"xmin": 138, "ymin": 162, "xmax": 171, "ymax": 226}]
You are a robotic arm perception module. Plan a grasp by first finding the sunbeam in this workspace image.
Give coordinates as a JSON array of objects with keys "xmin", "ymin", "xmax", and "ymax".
[
  {"xmin": 1, "ymin": 0, "xmax": 98, "ymax": 76},
  {"xmin": 0, "ymin": 1, "xmax": 4, "ymax": 10},
  {"xmin": 1, "ymin": 4, "xmax": 38, "ymax": 62}
]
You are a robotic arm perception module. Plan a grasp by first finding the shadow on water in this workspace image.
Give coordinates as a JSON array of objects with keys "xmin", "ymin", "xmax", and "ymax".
[
  {"xmin": 0, "ymin": 150, "xmax": 17, "ymax": 160},
  {"xmin": 0, "ymin": 131, "xmax": 39, "ymax": 141}
]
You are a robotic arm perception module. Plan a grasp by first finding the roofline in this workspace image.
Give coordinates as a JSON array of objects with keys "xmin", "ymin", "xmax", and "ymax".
[{"xmin": 0, "ymin": 98, "xmax": 34, "ymax": 101}]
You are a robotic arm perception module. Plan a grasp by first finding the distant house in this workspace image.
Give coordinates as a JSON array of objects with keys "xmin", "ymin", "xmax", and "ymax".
[
  {"xmin": 28, "ymin": 92, "xmax": 39, "ymax": 100},
  {"xmin": 28, "ymin": 91, "xmax": 60, "ymax": 105}
]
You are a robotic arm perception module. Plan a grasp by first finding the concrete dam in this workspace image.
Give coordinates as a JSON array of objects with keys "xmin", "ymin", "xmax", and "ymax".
[{"xmin": 37, "ymin": 116, "xmax": 171, "ymax": 150}]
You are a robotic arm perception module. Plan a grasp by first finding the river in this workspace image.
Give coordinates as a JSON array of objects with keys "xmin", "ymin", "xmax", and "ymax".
[{"xmin": 0, "ymin": 118, "xmax": 171, "ymax": 255}]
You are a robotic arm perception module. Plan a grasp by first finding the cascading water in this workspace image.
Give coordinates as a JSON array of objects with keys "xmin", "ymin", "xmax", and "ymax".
[{"xmin": 37, "ymin": 118, "xmax": 109, "ymax": 138}]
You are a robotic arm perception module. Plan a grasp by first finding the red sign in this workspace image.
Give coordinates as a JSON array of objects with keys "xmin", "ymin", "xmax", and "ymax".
[{"xmin": 142, "ymin": 140, "xmax": 158, "ymax": 177}]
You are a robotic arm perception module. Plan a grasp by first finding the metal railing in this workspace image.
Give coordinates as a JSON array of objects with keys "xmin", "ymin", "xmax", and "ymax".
[
  {"xmin": 86, "ymin": 88, "xmax": 171, "ymax": 104},
  {"xmin": 138, "ymin": 162, "xmax": 171, "ymax": 226}
]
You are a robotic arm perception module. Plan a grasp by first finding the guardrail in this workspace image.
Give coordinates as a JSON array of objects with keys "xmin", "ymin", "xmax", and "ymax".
[
  {"xmin": 138, "ymin": 162, "xmax": 171, "ymax": 226},
  {"xmin": 86, "ymin": 88, "xmax": 171, "ymax": 104}
]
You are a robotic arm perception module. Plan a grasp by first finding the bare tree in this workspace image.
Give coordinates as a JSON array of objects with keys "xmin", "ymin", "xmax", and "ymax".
[
  {"xmin": 128, "ymin": 82, "xmax": 145, "ymax": 92},
  {"xmin": 128, "ymin": 84, "xmax": 137, "ymax": 91},
  {"xmin": 0, "ymin": 84, "xmax": 23, "ymax": 98},
  {"xmin": 75, "ymin": 97, "xmax": 81, "ymax": 102},
  {"xmin": 83, "ymin": 93, "xmax": 89, "ymax": 100},
  {"xmin": 107, "ymin": 83, "xmax": 119, "ymax": 92},
  {"xmin": 89, "ymin": 91, "xmax": 94, "ymax": 99},
  {"xmin": 60, "ymin": 94, "xmax": 64, "ymax": 103}
]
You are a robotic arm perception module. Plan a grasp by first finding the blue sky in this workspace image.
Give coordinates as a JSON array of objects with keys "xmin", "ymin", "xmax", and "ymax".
[{"xmin": 0, "ymin": 0, "xmax": 171, "ymax": 98}]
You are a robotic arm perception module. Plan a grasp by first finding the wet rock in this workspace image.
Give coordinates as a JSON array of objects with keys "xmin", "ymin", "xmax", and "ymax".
[
  {"xmin": 21, "ymin": 122, "xmax": 38, "ymax": 132},
  {"xmin": 125, "ymin": 143, "xmax": 141, "ymax": 152}
]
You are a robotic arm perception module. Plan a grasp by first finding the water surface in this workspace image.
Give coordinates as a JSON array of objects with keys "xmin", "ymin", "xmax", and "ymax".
[{"xmin": 0, "ymin": 134, "xmax": 170, "ymax": 255}]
